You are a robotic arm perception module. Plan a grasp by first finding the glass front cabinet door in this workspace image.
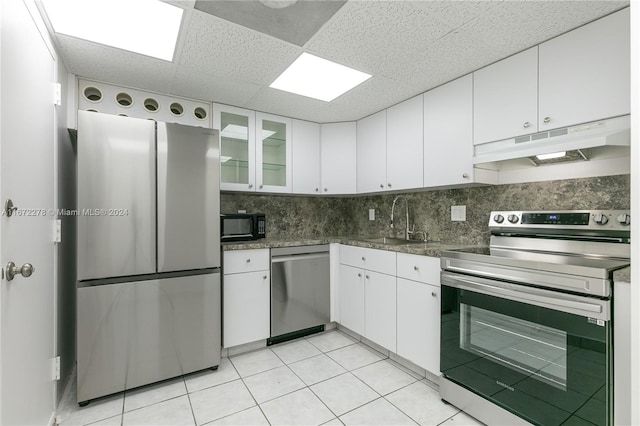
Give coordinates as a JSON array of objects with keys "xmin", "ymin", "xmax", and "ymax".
[
  {"xmin": 255, "ymin": 112, "xmax": 292, "ymax": 193},
  {"xmin": 214, "ymin": 104, "xmax": 256, "ymax": 191}
]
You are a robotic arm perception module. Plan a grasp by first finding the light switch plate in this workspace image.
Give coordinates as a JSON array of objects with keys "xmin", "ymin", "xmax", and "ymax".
[
  {"xmin": 451, "ymin": 205, "xmax": 466, "ymax": 221},
  {"xmin": 369, "ymin": 209, "xmax": 375, "ymax": 221}
]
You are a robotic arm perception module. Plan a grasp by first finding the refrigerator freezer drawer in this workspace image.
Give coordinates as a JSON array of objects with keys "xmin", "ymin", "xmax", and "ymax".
[
  {"xmin": 157, "ymin": 123, "xmax": 221, "ymax": 272},
  {"xmin": 77, "ymin": 111, "xmax": 156, "ymax": 280},
  {"xmin": 77, "ymin": 273, "xmax": 221, "ymax": 403}
]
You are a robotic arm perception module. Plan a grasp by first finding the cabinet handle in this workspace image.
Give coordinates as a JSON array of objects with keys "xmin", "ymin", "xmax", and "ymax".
[
  {"xmin": 387, "ymin": 183, "xmax": 392, "ymax": 188},
  {"xmin": 365, "ymin": 275, "xmax": 370, "ymax": 279},
  {"xmin": 462, "ymin": 173, "xmax": 469, "ymax": 179},
  {"xmin": 544, "ymin": 116, "xmax": 551, "ymax": 124},
  {"xmin": 246, "ymin": 259, "xmax": 251, "ymax": 263},
  {"xmin": 361, "ymin": 256, "xmax": 366, "ymax": 261},
  {"xmin": 380, "ymin": 184, "xmax": 384, "ymax": 189},
  {"xmin": 523, "ymin": 121, "xmax": 531, "ymax": 128},
  {"xmin": 259, "ymin": 184, "xmax": 264, "ymax": 189},
  {"xmin": 413, "ymin": 266, "xmax": 419, "ymax": 271},
  {"xmin": 324, "ymin": 188, "xmax": 328, "ymax": 192},
  {"xmin": 248, "ymin": 184, "xmax": 253, "ymax": 189},
  {"xmin": 432, "ymin": 292, "xmax": 437, "ymax": 297},
  {"xmin": 315, "ymin": 188, "xmax": 319, "ymax": 192},
  {"xmin": 358, "ymin": 273, "xmax": 362, "ymax": 277}
]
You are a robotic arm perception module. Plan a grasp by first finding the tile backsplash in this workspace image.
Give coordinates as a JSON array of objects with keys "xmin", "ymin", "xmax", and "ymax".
[{"xmin": 221, "ymin": 174, "xmax": 630, "ymax": 246}]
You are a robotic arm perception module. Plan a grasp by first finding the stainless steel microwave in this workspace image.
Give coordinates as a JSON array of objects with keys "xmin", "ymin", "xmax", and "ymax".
[{"xmin": 220, "ymin": 213, "xmax": 266, "ymax": 242}]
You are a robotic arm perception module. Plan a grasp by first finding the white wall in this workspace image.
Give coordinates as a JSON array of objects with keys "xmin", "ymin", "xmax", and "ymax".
[{"xmin": 629, "ymin": 2, "xmax": 639, "ymax": 424}]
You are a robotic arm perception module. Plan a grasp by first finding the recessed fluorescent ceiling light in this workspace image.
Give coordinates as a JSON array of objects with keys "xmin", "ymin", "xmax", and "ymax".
[
  {"xmin": 221, "ymin": 124, "xmax": 275, "ymax": 140},
  {"xmin": 270, "ymin": 53, "xmax": 372, "ymax": 102},
  {"xmin": 536, "ymin": 151, "xmax": 567, "ymax": 160},
  {"xmin": 41, "ymin": 0, "xmax": 183, "ymax": 61}
]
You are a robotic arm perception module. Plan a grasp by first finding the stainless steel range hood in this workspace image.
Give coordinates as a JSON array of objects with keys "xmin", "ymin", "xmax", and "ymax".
[{"xmin": 473, "ymin": 115, "xmax": 630, "ymax": 165}]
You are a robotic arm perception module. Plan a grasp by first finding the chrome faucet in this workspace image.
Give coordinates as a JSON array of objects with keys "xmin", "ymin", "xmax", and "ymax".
[{"xmin": 390, "ymin": 195, "xmax": 412, "ymax": 240}]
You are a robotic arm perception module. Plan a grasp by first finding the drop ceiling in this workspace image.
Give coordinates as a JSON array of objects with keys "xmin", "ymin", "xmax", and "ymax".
[{"xmin": 42, "ymin": 0, "xmax": 629, "ymax": 123}]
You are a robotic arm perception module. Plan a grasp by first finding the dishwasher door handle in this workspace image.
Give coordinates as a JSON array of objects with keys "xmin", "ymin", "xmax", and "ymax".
[{"xmin": 271, "ymin": 252, "xmax": 329, "ymax": 263}]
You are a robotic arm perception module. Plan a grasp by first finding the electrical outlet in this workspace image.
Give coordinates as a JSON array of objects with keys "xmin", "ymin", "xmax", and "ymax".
[
  {"xmin": 369, "ymin": 209, "xmax": 375, "ymax": 221},
  {"xmin": 451, "ymin": 205, "xmax": 466, "ymax": 221}
]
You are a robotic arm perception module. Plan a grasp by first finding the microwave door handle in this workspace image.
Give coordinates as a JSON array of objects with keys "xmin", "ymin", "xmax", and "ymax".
[
  {"xmin": 441, "ymin": 272, "xmax": 606, "ymax": 318},
  {"xmin": 222, "ymin": 234, "xmax": 253, "ymax": 239}
]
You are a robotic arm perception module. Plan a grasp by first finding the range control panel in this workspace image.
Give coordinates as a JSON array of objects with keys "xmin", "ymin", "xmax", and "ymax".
[{"xmin": 489, "ymin": 210, "xmax": 631, "ymax": 230}]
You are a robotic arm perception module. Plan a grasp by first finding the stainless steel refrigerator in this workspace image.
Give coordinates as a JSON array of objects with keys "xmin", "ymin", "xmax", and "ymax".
[{"xmin": 76, "ymin": 111, "xmax": 221, "ymax": 404}]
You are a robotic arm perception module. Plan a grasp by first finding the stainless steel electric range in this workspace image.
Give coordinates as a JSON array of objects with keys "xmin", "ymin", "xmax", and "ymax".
[{"xmin": 439, "ymin": 210, "xmax": 631, "ymax": 426}]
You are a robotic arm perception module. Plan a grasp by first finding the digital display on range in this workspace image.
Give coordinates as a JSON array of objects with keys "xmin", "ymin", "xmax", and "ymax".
[{"xmin": 521, "ymin": 212, "xmax": 590, "ymax": 225}]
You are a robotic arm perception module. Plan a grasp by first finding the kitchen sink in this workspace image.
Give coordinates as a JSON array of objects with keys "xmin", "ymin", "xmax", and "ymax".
[{"xmin": 357, "ymin": 237, "xmax": 426, "ymax": 245}]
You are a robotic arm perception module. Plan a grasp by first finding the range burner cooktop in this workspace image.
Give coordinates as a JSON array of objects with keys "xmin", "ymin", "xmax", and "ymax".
[{"xmin": 441, "ymin": 210, "xmax": 631, "ymax": 297}]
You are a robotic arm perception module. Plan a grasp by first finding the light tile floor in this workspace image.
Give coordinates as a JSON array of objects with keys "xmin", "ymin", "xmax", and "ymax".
[{"xmin": 56, "ymin": 330, "xmax": 484, "ymax": 426}]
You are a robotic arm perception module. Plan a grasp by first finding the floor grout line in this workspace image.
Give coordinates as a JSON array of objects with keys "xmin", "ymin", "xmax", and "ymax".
[{"xmin": 65, "ymin": 329, "xmax": 473, "ymax": 426}]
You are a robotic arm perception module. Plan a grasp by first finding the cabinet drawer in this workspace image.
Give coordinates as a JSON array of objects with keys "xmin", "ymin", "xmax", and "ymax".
[
  {"xmin": 340, "ymin": 245, "xmax": 396, "ymax": 275},
  {"xmin": 223, "ymin": 249, "xmax": 269, "ymax": 274},
  {"xmin": 396, "ymin": 253, "xmax": 440, "ymax": 285}
]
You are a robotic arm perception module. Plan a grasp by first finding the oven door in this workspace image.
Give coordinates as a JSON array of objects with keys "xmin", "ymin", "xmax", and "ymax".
[{"xmin": 440, "ymin": 271, "xmax": 612, "ymax": 426}]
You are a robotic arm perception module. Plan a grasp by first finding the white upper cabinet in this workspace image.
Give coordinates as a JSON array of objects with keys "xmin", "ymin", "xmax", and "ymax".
[
  {"xmin": 292, "ymin": 119, "xmax": 321, "ymax": 195},
  {"xmin": 356, "ymin": 110, "xmax": 387, "ymax": 193},
  {"xmin": 255, "ymin": 112, "xmax": 292, "ymax": 193},
  {"xmin": 356, "ymin": 95, "xmax": 423, "ymax": 194},
  {"xmin": 473, "ymin": 47, "xmax": 538, "ymax": 145},
  {"xmin": 214, "ymin": 104, "xmax": 256, "ymax": 192},
  {"xmin": 320, "ymin": 122, "xmax": 357, "ymax": 195},
  {"xmin": 386, "ymin": 95, "xmax": 424, "ymax": 191},
  {"xmin": 424, "ymin": 75, "xmax": 477, "ymax": 187},
  {"xmin": 538, "ymin": 8, "xmax": 630, "ymax": 130}
]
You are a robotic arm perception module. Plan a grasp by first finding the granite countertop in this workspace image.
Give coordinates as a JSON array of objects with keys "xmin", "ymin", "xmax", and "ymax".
[
  {"xmin": 221, "ymin": 236, "xmax": 474, "ymax": 258},
  {"xmin": 614, "ymin": 266, "xmax": 631, "ymax": 283}
]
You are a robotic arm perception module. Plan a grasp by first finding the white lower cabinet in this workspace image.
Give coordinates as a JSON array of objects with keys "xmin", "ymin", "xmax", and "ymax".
[
  {"xmin": 339, "ymin": 264, "xmax": 365, "ymax": 335},
  {"xmin": 339, "ymin": 245, "xmax": 397, "ymax": 350},
  {"xmin": 397, "ymin": 278, "xmax": 440, "ymax": 375},
  {"xmin": 364, "ymin": 271, "xmax": 396, "ymax": 352},
  {"xmin": 337, "ymin": 245, "xmax": 441, "ymax": 375},
  {"xmin": 223, "ymin": 249, "xmax": 270, "ymax": 348}
]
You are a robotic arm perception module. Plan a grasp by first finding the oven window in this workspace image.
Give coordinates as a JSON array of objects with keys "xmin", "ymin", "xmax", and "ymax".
[
  {"xmin": 461, "ymin": 304, "xmax": 567, "ymax": 390},
  {"xmin": 441, "ymin": 285, "xmax": 611, "ymax": 426}
]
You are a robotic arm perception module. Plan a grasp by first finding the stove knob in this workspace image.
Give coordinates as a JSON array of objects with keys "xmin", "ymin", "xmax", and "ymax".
[
  {"xmin": 493, "ymin": 214, "xmax": 504, "ymax": 224},
  {"xmin": 616, "ymin": 213, "xmax": 630, "ymax": 225},
  {"xmin": 507, "ymin": 214, "xmax": 520, "ymax": 224},
  {"xmin": 593, "ymin": 213, "xmax": 609, "ymax": 225}
]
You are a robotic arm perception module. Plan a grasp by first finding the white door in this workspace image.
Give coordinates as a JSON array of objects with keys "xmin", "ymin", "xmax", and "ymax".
[
  {"xmin": 473, "ymin": 47, "xmax": 538, "ymax": 145},
  {"xmin": 320, "ymin": 122, "xmax": 357, "ymax": 195},
  {"xmin": 356, "ymin": 110, "xmax": 386, "ymax": 193},
  {"xmin": 1, "ymin": 0, "xmax": 56, "ymax": 424},
  {"xmin": 291, "ymin": 119, "xmax": 321, "ymax": 195},
  {"xmin": 424, "ymin": 75, "xmax": 474, "ymax": 187},
  {"xmin": 387, "ymin": 95, "xmax": 423, "ymax": 191}
]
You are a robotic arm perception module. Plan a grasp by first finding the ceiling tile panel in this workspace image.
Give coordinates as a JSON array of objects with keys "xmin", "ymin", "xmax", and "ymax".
[
  {"xmin": 305, "ymin": 1, "xmax": 453, "ymax": 78},
  {"xmin": 459, "ymin": 1, "xmax": 628, "ymax": 58},
  {"xmin": 171, "ymin": 65, "xmax": 262, "ymax": 106},
  {"xmin": 382, "ymin": 30, "xmax": 504, "ymax": 96},
  {"xmin": 56, "ymin": 35, "xmax": 176, "ymax": 94},
  {"xmin": 178, "ymin": 9, "xmax": 302, "ymax": 86},
  {"xmin": 243, "ymin": 86, "xmax": 336, "ymax": 122},
  {"xmin": 410, "ymin": 0, "xmax": 503, "ymax": 28}
]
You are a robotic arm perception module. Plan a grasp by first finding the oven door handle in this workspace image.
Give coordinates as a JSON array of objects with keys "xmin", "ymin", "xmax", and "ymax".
[{"xmin": 441, "ymin": 272, "xmax": 609, "ymax": 320}]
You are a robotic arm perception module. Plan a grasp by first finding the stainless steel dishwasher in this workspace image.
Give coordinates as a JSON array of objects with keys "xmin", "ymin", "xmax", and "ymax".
[{"xmin": 269, "ymin": 245, "xmax": 330, "ymax": 345}]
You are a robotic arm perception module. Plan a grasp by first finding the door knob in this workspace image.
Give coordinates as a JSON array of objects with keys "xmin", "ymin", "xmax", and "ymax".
[
  {"xmin": 5, "ymin": 262, "xmax": 35, "ymax": 281},
  {"xmin": 4, "ymin": 199, "xmax": 18, "ymax": 217}
]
